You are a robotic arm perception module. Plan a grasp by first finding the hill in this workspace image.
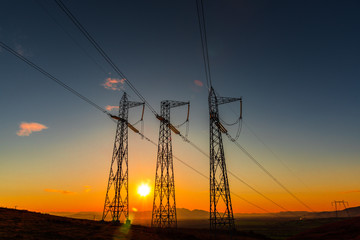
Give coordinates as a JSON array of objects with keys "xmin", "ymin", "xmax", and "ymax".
[{"xmin": 0, "ymin": 207, "xmax": 268, "ymax": 240}]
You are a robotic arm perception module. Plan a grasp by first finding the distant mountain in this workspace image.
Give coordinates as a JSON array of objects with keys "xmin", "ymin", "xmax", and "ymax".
[
  {"xmin": 177, "ymin": 208, "xmax": 208, "ymax": 219},
  {"xmin": 303, "ymin": 206, "xmax": 360, "ymax": 219},
  {"xmin": 50, "ymin": 208, "xmax": 209, "ymax": 221},
  {"xmin": 50, "ymin": 206, "xmax": 360, "ymax": 222}
]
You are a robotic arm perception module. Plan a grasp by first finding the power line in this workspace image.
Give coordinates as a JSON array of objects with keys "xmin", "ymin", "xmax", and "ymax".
[
  {"xmin": 179, "ymin": 133, "xmax": 300, "ymax": 217},
  {"xmin": 242, "ymin": 120, "xmax": 311, "ymax": 191},
  {"xmin": 36, "ymin": 0, "xmax": 311, "ymax": 215},
  {"xmin": 138, "ymin": 133, "xmax": 278, "ymax": 216},
  {"xmin": 227, "ymin": 172, "xmax": 295, "ymax": 214},
  {"xmin": 195, "ymin": 0, "xmax": 212, "ymax": 89},
  {"xmin": 1, "ymin": 40, "xmax": 288, "ymax": 216},
  {"xmin": 116, "ymin": 114, "xmax": 290, "ymax": 216},
  {"xmin": 224, "ymin": 103, "xmax": 311, "ymax": 191},
  {"xmin": 54, "ymin": 0, "xmax": 312, "ymax": 215},
  {"xmin": 54, "ymin": 0, "xmax": 158, "ymax": 116},
  {"xmin": 0, "ymin": 41, "xmax": 108, "ymax": 115},
  {"xmin": 35, "ymin": 0, "xmax": 109, "ymax": 75},
  {"xmin": 226, "ymin": 132, "xmax": 314, "ymax": 212},
  {"xmin": 194, "ymin": 0, "xmax": 311, "ymax": 215},
  {"xmin": 230, "ymin": 192, "xmax": 279, "ymax": 217},
  {"xmin": 196, "ymin": 0, "xmax": 311, "ymax": 212},
  {"xmin": 53, "ymin": 0, "xmax": 226, "ymax": 182},
  {"xmin": 0, "ymin": 40, "xmax": 210, "ymax": 210}
]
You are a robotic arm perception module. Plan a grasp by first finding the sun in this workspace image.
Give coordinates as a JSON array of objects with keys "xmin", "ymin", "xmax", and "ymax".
[{"xmin": 137, "ymin": 183, "xmax": 151, "ymax": 197}]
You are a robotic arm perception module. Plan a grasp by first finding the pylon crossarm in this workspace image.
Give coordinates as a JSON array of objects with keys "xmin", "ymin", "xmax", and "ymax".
[
  {"xmin": 128, "ymin": 101, "xmax": 144, "ymax": 109},
  {"xmin": 217, "ymin": 96, "xmax": 242, "ymax": 106}
]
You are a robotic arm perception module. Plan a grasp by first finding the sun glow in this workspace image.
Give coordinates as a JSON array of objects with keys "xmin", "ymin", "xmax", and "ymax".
[{"xmin": 137, "ymin": 183, "xmax": 151, "ymax": 197}]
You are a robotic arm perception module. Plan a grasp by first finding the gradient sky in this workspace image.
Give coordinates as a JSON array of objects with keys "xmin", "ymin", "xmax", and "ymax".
[{"xmin": 1, "ymin": 0, "xmax": 359, "ymax": 214}]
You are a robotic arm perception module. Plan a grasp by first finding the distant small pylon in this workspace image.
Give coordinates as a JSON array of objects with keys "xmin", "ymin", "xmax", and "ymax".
[{"xmin": 332, "ymin": 200, "xmax": 350, "ymax": 218}]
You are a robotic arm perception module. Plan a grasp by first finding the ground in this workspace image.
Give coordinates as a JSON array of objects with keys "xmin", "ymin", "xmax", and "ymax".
[
  {"xmin": 0, "ymin": 208, "xmax": 267, "ymax": 240},
  {"xmin": 2, "ymin": 207, "xmax": 360, "ymax": 239},
  {"xmin": 288, "ymin": 216, "xmax": 360, "ymax": 240}
]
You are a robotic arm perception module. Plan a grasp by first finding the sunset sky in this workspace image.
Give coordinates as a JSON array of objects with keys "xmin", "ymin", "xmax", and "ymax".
[{"xmin": 1, "ymin": 0, "xmax": 359, "ymax": 214}]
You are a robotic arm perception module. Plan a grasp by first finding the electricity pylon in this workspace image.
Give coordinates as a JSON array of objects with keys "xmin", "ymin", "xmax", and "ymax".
[
  {"xmin": 102, "ymin": 92, "xmax": 143, "ymax": 223},
  {"xmin": 209, "ymin": 87, "xmax": 241, "ymax": 230},
  {"xmin": 332, "ymin": 200, "xmax": 350, "ymax": 218},
  {"xmin": 151, "ymin": 100, "xmax": 189, "ymax": 228}
]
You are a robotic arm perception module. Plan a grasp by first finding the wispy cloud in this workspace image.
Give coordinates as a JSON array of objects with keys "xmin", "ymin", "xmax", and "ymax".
[
  {"xmin": 44, "ymin": 189, "xmax": 75, "ymax": 195},
  {"xmin": 83, "ymin": 185, "xmax": 91, "ymax": 193},
  {"xmin": 194, "ymin": 80, "xmax": 203, "ymax": 87},
  {"xmin": 342, "ymin": 190, "xmax": 360, "ymax": 194},
  {"xmin": 15, "ymin": 44, "xmax": 24, "ymax": 56},
  {"xmin": 102, "ymin": 78, "xmax": 125, "ymax": 91},
  {"xmin": 17, "ymin": 122, "xmax": 48, "ymax": 136},
  {"xmin": 105, "ymin": 105, "xmax": 119, "ymax": 111}
]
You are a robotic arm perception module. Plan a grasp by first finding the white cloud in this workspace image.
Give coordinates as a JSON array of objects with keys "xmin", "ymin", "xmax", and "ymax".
[
  {"xmin": 102, "ymin": 78, "xmax": 125, "ymax": 91},
  {"xmin": 15, "ymin": 44, "xmax": 24, "ymax": 56},
  {"xmin": 194, "ymin": 80, "xmax": 204, "ymax": 87},
  {"xmin": 105, "ymin": 105, "xmax": 119, "ymax": 111},
  {"xmin": 17, "ymin": 122, "xmax": 48, "ymax": 136}
]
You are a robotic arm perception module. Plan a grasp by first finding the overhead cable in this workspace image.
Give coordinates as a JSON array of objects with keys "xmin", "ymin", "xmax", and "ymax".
[
  {"xmin": 178, "ymin": 132, "xmax": 299, "ymax": 216},
  {"xmin": 243, "ymin": 120, "xmax": 311, "ymax": 191},
  {"xmin": 35, "ymin": 0, "xmax": 109, "ymax": 75},
  {"xmin": 52, "ymin": 0, "xmax": 311, "ymax": 215},
  {"xmin": 195, "ymin": 0, "xmax": 212, "ymax": 89},
  {"xmin": 138, "ymin": 132, "xmax": 278, "ymax": 215},
  {"xmin": 226, "ymin": 132, "xmax": 314, "ymax": 212},
  {"xmin": 1, "ymin": 40, "xmax": 287, "ymax": 216},
  {"xmin": 0, "ymin": 41, "xmax": 108, "ymax": 115},
  {"xmin": 54, "ymin": 0, "xmax": 158, "ymax": 116}
]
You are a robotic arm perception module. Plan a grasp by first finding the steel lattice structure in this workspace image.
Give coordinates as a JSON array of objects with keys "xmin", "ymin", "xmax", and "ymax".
[
  {"xmin": 151, "ymin": 100, "xmax": 189, "ymax": 228},
  {"xmin": 102, "ymin": 92, "xmax": 143, "ymax": 223},
  {"xmin": 209, "ymin": 87, "xmax": 241, "ymax": 230},
  {"xmin": 332, "ymin": 200, "xmax": 350, "ymax": 218}
]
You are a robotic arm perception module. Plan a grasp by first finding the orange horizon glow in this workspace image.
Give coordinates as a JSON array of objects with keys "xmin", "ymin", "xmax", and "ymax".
[
  {"xmin": 3, "ymin": 135, "xmax": 359, "ymax": 215},
  {"xmin": 3, "ymin": 183, "xmax": 359, "ymax": 214}
]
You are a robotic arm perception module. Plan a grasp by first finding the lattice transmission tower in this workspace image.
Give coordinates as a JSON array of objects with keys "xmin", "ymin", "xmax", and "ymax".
[
  {"xmin": 102, "ymin": 92, "xmax": 143, "ymax": 223},
  {"xmin": 332, "ymin": 200, "xmax": 350, "ymax": 218},
  {"xmin": 209, "ymin": 87, "xmax": 241, "ymax": 230},
  {"xmin": 151, "ymin": 100, "xmax": 189, "ymax": 228}
]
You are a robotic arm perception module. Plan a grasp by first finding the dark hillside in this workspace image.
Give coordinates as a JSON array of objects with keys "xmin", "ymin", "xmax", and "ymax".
[
  {"xmin": 289, "ymin": 216, "xmax": 360, "ymax": 240},
  {"xmin": 0, "ymin": 207, "xmax": 268, "ymax": 240}
]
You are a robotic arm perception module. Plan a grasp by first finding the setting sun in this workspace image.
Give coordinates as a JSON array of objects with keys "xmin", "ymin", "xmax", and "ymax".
[{"xmin": 137, "ymin": 183, "xmax": 151, "ymax": 197}]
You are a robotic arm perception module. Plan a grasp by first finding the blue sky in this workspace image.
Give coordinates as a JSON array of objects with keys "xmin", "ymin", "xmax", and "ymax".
[{"xmin": 0, "ymin": 0, "xmax": 359, "ymax": 212}]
